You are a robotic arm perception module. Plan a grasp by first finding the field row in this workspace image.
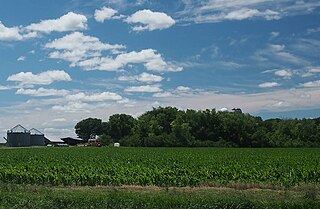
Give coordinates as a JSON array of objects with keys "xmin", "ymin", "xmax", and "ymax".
[{"xmin": 0, "ymin": 148, "xmax": 319, "ymax": 187}]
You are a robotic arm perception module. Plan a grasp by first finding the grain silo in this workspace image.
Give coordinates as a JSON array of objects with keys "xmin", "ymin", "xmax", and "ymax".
[
  {"xmin": 7, "ymin": 124, "xmax": 31, "ymax": 147},
  {"xmin": 30, "ymin": 128, "xmax": 45, "ymax": 146}
]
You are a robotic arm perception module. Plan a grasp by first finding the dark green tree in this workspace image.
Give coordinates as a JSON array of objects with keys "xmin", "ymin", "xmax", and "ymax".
[
  {"xmin": 107, "ymin": 114, "xmax": 136, "ymax": 141},
  {"xmin": 75, "ymin": 118, "xmax": 103, "ymax": 141}
]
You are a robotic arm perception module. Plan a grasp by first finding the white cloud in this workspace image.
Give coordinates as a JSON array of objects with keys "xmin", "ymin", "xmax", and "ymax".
[
  {"xmin": 46, "ymin": 32, "xmax": 125, "ymax": 65},
  {"xmin": 179, "ymin": 1, "xmax": 319, "ymax": 24},
  {"xmin": 52, "ymin": 118, "xmax": 67, "ymax": 122},
  {"xmin": 66, "ymin": 92, "xmax": 122, "ymax": 102},
  {"xmin": 271, "ymin": 101, "xmax": 292, "ymax": 107},
  {"xmin": 0, "ymin": 85, "xmax": 10, "ymax": 90},
  {"xmin": 16, "ymin": 88, "xmax": 70, "ymax": 97},
  {"xmin": 46, "ymin": 33, "xmax": 181, "ymax": 72},
  {"xmin": 0, "ymin": 22, "xmax": 23, "ymax": 41},
  {"xmin": 25, "ymin": 12, "xmax": 87, "ymax": 33},
  {"xmin": 126, "ymin": 9, "xmax": 175, "ymax": 31},
  {"xmin": 119, "ymin": 72, "xmax": 163, "ymax": 83},
  {"xmin": 7, "ymin": 70, "xmax": 71, "ymax": 86},
  {"xmin": 72, "ymin": 49, "xmax": 182, "ymax": 72},
  {"xmin": 309, "ymin": 67, "xmax": 320, "ymax": 73},
  {"xmin": 192, "ymin": 8, "xmax": 280, "ymax": 23},
  {"xmin": 52, "ymin": 102, "xmax": 90, "ymax": 113},
  {"xmin": 307, "ymin": 27, "xmax": 320, "ymax": 34},
  {"xmin": 17, "ymin": 56, "xmax": 25, "ymax": 61},
  {"xmin": 153, "ymin": 92, "xmax": 173, "ymax": 98},
  {"xmin": 94, "ymin": 7, "xmax": 118, "ymax": 22},
  {"xmin": 270, "ymin": 44, "xmax": 285, "ymax": 51},
  {"xmin": 270, "ymin": 31, "xmax": 279, "ymax": 38},
  {"xmin": 125, "ymin": 85, "xmax": 162, "ymax": 93},
  {"xmin": 258, "ymin": 82, "xmax": 280, "ymax": 88},
  {"xmin": 176, "ymin": 86, "xmax": 191, "ymax": 91},
  {"xmin": 253, "ymin": 44, "xmax": 310, "ymax": 66},
  {"xmin": 301, "ymin": 80, "xmax": 320, "ymax": 88},
  {"xmin": 274, "ymin": 69, "xmax": 293, "ymax": 79},
  {"xmin": 224, "ymin": 8, "xmax": 260, "ymax": 20}
]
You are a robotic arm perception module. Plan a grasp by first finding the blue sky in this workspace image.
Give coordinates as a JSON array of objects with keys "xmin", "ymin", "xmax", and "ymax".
[{"xmin": 0, "ymin": 0, "xmax": 320, "ymax": 140}]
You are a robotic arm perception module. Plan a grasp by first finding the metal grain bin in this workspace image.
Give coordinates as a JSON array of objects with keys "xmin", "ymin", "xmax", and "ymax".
[
  {"xmin": 30, "ymin": 128, "xmax": 45, "ymax": 146},
  {"xmin": 7, "ymin": 124, "xmax": 31, "ymax": 147}
]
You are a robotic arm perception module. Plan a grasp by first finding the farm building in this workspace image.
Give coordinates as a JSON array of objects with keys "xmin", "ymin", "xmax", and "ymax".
[
  {"xmin": 6, "ymin": 124, "xmax": 31, "ymax": 147},
  {"xmin": 30, "ymin": 128, "xmax": 45, "ymax": 146},
  {"xmin": 61, "ymin": 137, "xmax": 84, "ymax": 146},
  {"xmin": 5, "ymin": 124, "xmax": 46, "ymax": 147}
]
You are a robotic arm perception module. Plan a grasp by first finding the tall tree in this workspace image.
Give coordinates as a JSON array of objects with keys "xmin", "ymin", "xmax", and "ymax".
[
  {"xmin": 75, "ymin": 118, "xmax": 103, "ymax": 141},
  {"xmin": 107, "ymin": 114, "xmax": 136, "ymax": 142}
]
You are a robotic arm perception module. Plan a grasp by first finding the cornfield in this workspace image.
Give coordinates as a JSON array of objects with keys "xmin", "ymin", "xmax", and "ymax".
[{"xmin": 0, "ymin": 147, "xmax": 319, "ymax": 187}]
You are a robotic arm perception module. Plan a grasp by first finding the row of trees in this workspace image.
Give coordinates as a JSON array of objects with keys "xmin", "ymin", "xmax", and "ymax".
[{"xmin": 75, "ymin": 107, "xmax": 320, "ymax": 147}]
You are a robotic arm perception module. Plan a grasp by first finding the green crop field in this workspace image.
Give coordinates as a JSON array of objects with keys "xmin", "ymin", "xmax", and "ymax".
[{"xmin": 0, "ymin": 147, "xmax": 319, "ymax": 187}]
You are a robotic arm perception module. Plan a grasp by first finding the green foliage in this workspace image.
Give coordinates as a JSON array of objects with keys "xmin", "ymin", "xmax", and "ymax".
[
  {"xmin": 75, "ymin": 118, "xmax": 103, "ymax": 141},
  {"xmin": 107, "ymin": 114, "xmax": 137, "ymax": 142},
  {"xmin": 98, "ymin": 134, "xmax": 113, "ymax": 146},
  {"xmin": 75, "ymin": 107, "xmax": 320, "ymax": 147},
  {"xmin": 0, "ymin": 147, "xmax": 320, "ymax": 187}
]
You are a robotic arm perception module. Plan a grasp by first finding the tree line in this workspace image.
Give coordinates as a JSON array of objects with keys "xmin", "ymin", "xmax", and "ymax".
[{"xmin": 75, "ymin": 106, "xmax": 320, "ymax": 147}]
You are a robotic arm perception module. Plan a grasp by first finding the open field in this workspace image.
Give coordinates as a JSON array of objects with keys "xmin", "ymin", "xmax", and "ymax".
[
  {"xmin": 0, "ymin": 147, "xmax": 320, "ymax": 187},
  {"xmin": 0, "ymin": 147, "xmax": 320, "ymax": 208}
]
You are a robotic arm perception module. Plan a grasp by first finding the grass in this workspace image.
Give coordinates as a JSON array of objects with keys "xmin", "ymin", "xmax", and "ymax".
[{"xmin": 0, "ymin": 183, "xmax": 319, "ymax": 208}]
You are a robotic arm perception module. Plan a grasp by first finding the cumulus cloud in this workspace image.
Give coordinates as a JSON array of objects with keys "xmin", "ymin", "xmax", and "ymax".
[
  {"xmin": 302, "ymin": 67, "xmax": 320, "ymax": 77},
  {"xmin": 258, "ymin": 82, "xmax": 280, "ymax": 88},
  {"xmin": 52, "ymin": 118, "xmax": 67, "ymax": 122},
  {"xmin": 0, "ymin": 85, "xmax": 10, "ymax": 90},
  {"xmin": 17, "ymin": 56, "xmax": 26, "ymax": 61},
  {"xmin": 301, "ymin": 80, "xmax": 320, "ymax": 88},
  {"xmin": 153, "ymin": 91, "xmax": 173, "ymax": 98},
  {"xmin": 270, "ymin": 31, "xmax": 279, "ymax": 38},
  {"xmin": 118, "ymin": 72, "xmax": 163, "ymax": 83},
  {"xmin": 25, "ymin": 12, "xmax": 87, "ymax": 34},
  {"xmin": 224, "ymin": 8, "xmax": 260, "ymax": 20},
  {"xmin": 94, "ymin": 7, "xmax": 118, "ymax": 22},
  {"xmin": 274, "ymin": 69, "xmax": 293, "ymax": 79},
  {"xmin": 126, "ymin": 9, "xmax": 175, "ymax": 31},
  {"xmin": 16, "ymin": 88, "xmax": 70, "ymax": 97},
  {"xmin": 0, "ymin": 22, "xmax": 23, "ymax": 41},
  {"xmin": 45, "ymin": 33, "xmax": 182, "ymax": 72},
  {"xmin": 176, "ymin": 86, "xmax": 191, "ymax": 91},
  {"xmin": 7, "ymin": 70, "xmax": 71, "ymax": 86},
  {"xmin": 58, "ymin": 48, "xmax": 182, "ymax": 72},
  {"xmin": 45, "ymin": 32, "xmax": 125, "ymax": 64},
  {"xmin": 52, "ymin": 102, "xmax": 90, "ymax": 113},
  {"xmin": 66, "ymin": 92, "xmax": 122, "ymax": 102},
  {"xmin": 125, "ymin": 85, "xmax": 162, "ymax": 93}
]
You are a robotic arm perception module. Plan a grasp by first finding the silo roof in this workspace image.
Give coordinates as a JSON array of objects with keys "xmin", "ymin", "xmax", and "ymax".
[
  {"xmin": 9, "ymin": 124, "xmax": 30, "ymax": 133},
  {"xmin": 30, "ymin": 128, "xmax": 43, "ymax": 135}
]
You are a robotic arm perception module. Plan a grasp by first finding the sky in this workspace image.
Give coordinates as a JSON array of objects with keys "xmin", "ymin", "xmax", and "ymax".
[{"xmin": 0, "ymin": 0, "xmax": 320, "ymax": 141}]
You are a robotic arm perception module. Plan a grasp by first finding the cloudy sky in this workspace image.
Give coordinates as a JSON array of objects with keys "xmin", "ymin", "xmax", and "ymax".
[{"xmin": 0, "ymin": 0, "xmax": 320, "ymax": 140}]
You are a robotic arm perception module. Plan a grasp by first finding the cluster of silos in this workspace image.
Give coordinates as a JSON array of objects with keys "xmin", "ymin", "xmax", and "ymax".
[{"xmin": 6, "ymin": 125, "xmax": 45, "ymax": 147}]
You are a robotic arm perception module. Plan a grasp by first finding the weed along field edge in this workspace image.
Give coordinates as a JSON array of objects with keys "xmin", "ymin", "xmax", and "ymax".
[{"xmin": 0, "ymin": 147, "xmax": 319, "ymax": 208}]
